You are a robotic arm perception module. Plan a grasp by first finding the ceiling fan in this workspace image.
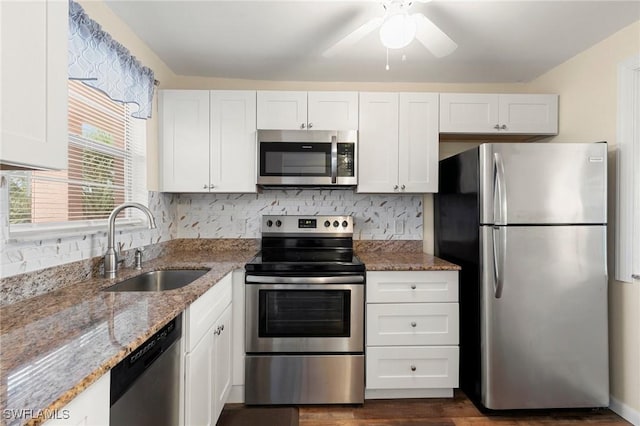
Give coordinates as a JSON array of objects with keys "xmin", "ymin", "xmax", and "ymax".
[{"xmin": 322, "ymin": 0, "xmax": 457, "ymax": 59}]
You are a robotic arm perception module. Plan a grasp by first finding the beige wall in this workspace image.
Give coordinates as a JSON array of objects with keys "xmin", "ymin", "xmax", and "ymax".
[{"xmin": 528, "ymin": 21, "xmax": 640, "ymax": 414}]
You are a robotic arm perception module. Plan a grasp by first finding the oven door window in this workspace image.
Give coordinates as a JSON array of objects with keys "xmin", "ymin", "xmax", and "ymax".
[
  {"xmin": 260, "ymin": 142, "xmax": 331, "ymax": 176},
  {"xmin": 259, "ymin": 289, "xmax": 351, "ymax": 337}
]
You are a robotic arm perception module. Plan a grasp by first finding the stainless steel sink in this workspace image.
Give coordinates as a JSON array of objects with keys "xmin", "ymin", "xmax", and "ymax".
[{"xmin": 103, "ymin": 269, "xmax": 210, "ymax": 292}]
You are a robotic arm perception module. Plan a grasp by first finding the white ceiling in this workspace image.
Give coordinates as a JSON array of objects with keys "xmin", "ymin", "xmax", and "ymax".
[{"xmin": 105, "ymin": 0, "xmax": 640, "ymax": 83}]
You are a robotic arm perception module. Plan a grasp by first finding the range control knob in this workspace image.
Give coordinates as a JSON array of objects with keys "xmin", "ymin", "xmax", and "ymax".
[
  {"xmin": 275, "ymin": 220, "xmax": 282, "ymax": 227},
  {"xmin": 324, "ymin": 220, "xmax": 331, "ymax": 228},
  {"xmin": 333, "ymin": 220, "xmax": 339, "ymax": 228},
  {"xmin": 266, "ymin": 220, "xmax": 273, "ymax": 227},
  {"xmin": 342, "ymin": 221, "xmax": 348, "ymax": 228}
]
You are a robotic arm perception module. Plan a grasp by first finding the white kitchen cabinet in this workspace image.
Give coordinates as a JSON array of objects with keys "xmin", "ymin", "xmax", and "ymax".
[
  {"xmin": 159, "ymin": 90, "xmax": 257, "ymax": 192},
  {"xmin": 44, "ymin": 372, "xmax": 110, "ymax": 426},
  {"xmin": 439, "ymin": 93, "xmax": 558, "ymax": 135},
  {"xmin": 228, "ymin": 270, "xmax": 246, "ymax": 403},
  {"xmin": 183, "ymin": 273, "xmax": 233, "ymax": 426},
  {"xmin": 365, "ymin": 271, "xmax": 459, "ymax": 399},
  {"xmin": 1, "ymin": 0, "xmax": 68, "ymax": 170},
  {"xmin": 212, "ymin": 304, "xmax": 232, "ymax": 421},
  {"xmin": 358, "ymin": 92, "xmax": 438, "ymax": 193},
  {"xmin": 257, "ymin": 91, "xmax": 358, "ymax": 130}
]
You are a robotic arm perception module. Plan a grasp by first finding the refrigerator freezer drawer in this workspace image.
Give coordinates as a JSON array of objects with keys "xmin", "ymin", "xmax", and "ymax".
[
  {"xmin": 367, "ymin": 303, "xmax": 459, "ymax": 346},
  {"xmin": 366, "ymin": 346, "xmax": 459, "ymax": 389},
  {"xmin": 366, "ymin": 271, "xmax": 459, "ymax": 303}
]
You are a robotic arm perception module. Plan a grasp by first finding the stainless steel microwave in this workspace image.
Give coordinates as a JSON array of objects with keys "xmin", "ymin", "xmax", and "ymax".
[{"xmin": 257, "ymin": 130, "xmax": 357, "ymax": 187}]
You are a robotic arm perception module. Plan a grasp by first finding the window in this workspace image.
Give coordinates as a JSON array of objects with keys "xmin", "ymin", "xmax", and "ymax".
[{"xmin": 7, "ymin": 80, "xmax": 147, "ymax": 234}]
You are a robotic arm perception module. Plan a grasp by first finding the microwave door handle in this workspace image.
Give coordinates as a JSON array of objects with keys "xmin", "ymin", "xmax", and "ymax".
[{"xmin": 331, "ymin": 136, "xmax": 338, "ymax": 184}]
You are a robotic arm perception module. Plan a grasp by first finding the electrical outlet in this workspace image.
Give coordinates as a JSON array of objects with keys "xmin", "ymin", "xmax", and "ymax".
[{"xmin": 394, "ymin": 219, "xmax": 404, "ymax": 235}]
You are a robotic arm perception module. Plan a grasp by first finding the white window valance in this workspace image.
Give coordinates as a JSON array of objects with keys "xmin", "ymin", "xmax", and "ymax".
[{"xmin": 68, "ymin": 0, "xmax": 155, "ymax": 119}]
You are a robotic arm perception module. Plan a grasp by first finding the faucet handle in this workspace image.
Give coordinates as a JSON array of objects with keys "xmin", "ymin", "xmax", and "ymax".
[{"xmin": 134, "ymin": 248, "xmax": 144, "ymax": 270}]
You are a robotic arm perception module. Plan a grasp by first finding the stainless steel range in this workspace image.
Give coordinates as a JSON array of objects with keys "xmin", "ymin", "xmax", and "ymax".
[{"xmin": 244, "ymin": 215, "xmax": 365, "ymax": 405}]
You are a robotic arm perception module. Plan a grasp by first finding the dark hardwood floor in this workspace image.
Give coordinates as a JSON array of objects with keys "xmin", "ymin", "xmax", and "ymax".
[{"xmin": 297, "ymin": 391, "xmax": 630, "ymax": 426}]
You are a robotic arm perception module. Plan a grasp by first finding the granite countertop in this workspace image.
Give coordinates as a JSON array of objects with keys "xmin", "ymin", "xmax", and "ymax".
[
  {"xmin": 0, "ymin": 239, "xmax": 459, "ymax": 426},
  {"xmin": 353, "ymin": 240, "xmax": 461, "ymax": 271},
  {"xmin": 0, "ymin": 247, "xmax": 256, "ymax": 426},
  {"xmin": 358, "ymin": 251, "xmax": 461, "ymax": 271}
]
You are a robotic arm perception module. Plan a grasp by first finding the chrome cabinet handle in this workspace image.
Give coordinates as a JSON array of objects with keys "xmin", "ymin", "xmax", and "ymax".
[
  {"xmin": 500, "ymin": 124, "xmax": 507, "ymax": 130},
  {"xmin": 203, "ymin": 184, "xmax": 208, "ymax": 189},
  {"xmin": 308, "ymin": 122, "xmax": 313, "ymax": 128},
  {"xmin": 393, "ymin": 185, "xmax": 399, "ymax": 190},
  {"xmin": 301, "ymin": 123, "xmax": 306, "ymax": 129},
  {"xmin": 214, "ymin": 326, "xmax": 221, "ymax": 335},
  {"xmin": 401, "ymin": 184, "xmax": 406, "ymax": 190},
  {"xmin": 411, "ymin": 284, "xmax": 416, "ymax": 290},
  {"xmin": 410, "ymin": 365, "xmax": 417, "ymax": 371},
  {"xmin": 209, "ymin": 184, "xmax": 215, "ymax": 189},
  {"xmin": 494, "ymin": 124, "xmax": 500, "ymax": 130},
  {"xmin": 632, "ymin": 274, "xmax": 640, "ymax": 280},
  {"xmin": 331, "ymin": 136, "xmax": 338, "ymax": 184},
  {"xmin": 410, "ymin": 321, "xmax": 417, "ymax": 328}
]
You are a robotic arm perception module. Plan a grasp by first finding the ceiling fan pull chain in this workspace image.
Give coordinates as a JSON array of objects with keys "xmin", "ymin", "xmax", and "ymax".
[{"xmin": 385, "ymin": 48, "xmax": 390, "ymax": 71}]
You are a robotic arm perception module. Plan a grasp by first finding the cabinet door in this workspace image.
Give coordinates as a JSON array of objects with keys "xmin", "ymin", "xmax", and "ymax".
[
  {"xmin": 1, "ymin": 0, "xmax": 68, "ymax": 170},
  {"xmin": 398, "ymin": 93, "xmax": 439, "ymax": 193},
  {"xmin": 44, "ymin": 372, "xmax": 110, "ymax": 426},
  {"xmin": 185, "ymin": 332, "xmax": 214, "ymax": 426},
  {"xmin": 357, "ymin": 93, "xmax": 399, "ymax": 193},
  {"xmin": 439, "ymin": 93, "xmax": 499, "ymax": 133},
  {"xmin": 159, "ymin": 90, "xmax": 210, "ymax": 192},
  {"xmin": 498, "ymin": 94, "xmax": 558, "ymax": 134},
  {"xmin": 210, "ymin": 91, "xmax": 257, "ymax": 192},
  {"xmin": 213, "ymin": 304, "xmax": 233, "ymax": 422},
  {"xmin": 307, "ymin": 91, "xmax": 358, "ymax": 130},
  {"xmin": 256, "ymin": 91, "xmax": 307, "ymax": 130}
]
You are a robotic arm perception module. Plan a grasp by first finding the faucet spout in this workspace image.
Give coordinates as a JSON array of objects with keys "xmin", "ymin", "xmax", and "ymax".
[{"xmin": 104, "ymin": 202, "xmax": 157, "ymax": 278}]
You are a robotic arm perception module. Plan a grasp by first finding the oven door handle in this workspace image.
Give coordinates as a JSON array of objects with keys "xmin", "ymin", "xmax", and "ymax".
[{"xmin": 245, "ymin": 275, "xmax": 364, "ymax": 284}]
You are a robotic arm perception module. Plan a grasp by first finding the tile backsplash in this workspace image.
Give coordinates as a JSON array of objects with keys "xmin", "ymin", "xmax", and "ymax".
[
  {"xmin": 176, "ymin": 189, "xmax": 423, "ymax": 240},
  {"xmin": 1, "ymin": 186, "xmax": 422, "ymax": 279},
  {"xmin": 0, "ymin": 187, "xmax": 176, "ymax": 279}
]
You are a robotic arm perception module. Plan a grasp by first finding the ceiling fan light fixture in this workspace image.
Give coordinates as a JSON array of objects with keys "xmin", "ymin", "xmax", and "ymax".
[{"xmin": 379, "ymin": 12, "xmax": 416, "ymax": 49}]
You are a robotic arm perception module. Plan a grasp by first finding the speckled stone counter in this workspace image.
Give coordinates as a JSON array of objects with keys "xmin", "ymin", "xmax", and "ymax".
[
  {"xmin": 354, "ymin": 240, "xmax": 461, "ymax": 271},
  {"xmin": 357, "ymin": 250, "xmax": 461, "ymax": 271},
  {"xmin": 0, "ymin": 242, "xmax": 257, "ymax": 426}
]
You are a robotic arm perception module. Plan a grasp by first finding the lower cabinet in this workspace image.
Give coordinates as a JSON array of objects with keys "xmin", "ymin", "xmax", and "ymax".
[
  {"xmin": 365, "ymin": 271, "xmax": 459, "ymax": 399},
  {"xmin": 43, "ymin": 371, "xmax": 110, "ymax": 426},
  {"xmin": 183, "ymin": 273, "xmax": 233, "ymax": 426}
]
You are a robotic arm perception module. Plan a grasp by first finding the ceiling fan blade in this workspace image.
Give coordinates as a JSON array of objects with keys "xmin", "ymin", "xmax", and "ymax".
[
  {"xmin": 322, "ymin": 17, "xmax": 383, "ymax": 58},
  {"xmin": 412, "ymin": 13, "xmax": 457, "ymax": 58}
]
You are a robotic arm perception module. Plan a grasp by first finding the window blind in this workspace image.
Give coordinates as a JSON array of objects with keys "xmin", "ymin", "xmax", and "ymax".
[{"xmin": 8, "ymin": 80, "xmax": 147, "ymax": 230}]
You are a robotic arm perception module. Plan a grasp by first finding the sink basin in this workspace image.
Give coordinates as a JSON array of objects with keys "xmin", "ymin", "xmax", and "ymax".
[{"xmin": 103, "ymin": 269, "xmax": 210, "ymax": 292}]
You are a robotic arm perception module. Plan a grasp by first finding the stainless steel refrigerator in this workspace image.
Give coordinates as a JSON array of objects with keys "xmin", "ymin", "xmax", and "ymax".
[{"xmin": 435, "ymin": 142, "xmax": 609, "ymax": 410}]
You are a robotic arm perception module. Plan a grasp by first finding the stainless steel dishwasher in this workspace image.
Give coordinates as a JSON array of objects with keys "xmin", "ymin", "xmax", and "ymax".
[{"xmin": 110, "ymin": 314, "xmax": 182, "ymax": 426}]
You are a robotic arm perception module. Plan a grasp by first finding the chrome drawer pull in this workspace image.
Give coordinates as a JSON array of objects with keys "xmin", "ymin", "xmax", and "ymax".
[
  {"xmin": 410, "ymin": 321, "xmax": 417, "ymax": 328},
  {"xmin": 410, "ymin": 365, "xmax": 417, "ymax": 372}
]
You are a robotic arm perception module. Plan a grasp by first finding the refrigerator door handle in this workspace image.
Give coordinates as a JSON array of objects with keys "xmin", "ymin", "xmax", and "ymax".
[
  {"xmin": 492, "ymin": 225, "xmax": 505, "ymax": 298},
  {"xmin": 493, "ymin": 152, "xmax": 507, "ymax": 225}
]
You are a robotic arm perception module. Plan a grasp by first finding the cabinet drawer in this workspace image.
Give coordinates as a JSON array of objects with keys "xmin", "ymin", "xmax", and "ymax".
[
  {"xmin": 186, "ymin": 273, "xmax": 232, "ymax": 352},
  {"xmin": 367, "ymin": 271, "xmax": 458, "ymax": 303},
  {"xmin": 367, "ymin": 303, "xmax": 458, "ymax": 346},
  {"xmin": 366, "ymin": 346, "xmax": 459, "ymax": 390}
]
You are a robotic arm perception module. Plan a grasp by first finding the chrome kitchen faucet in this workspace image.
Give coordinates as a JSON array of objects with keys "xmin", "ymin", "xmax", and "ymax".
[{"xmin": 104, "ymin": 202, "xmax": 157, "ymax": 278}]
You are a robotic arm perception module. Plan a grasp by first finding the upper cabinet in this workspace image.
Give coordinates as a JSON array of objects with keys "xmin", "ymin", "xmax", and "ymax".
[
  {"xmin": 439, "ymin": 93, "xmax": 558, "ymax": 135},
  {"xmin": 159, "ymin": 90, "xmax": 257, "ymax": 193},
  {"xmin": 1, "ymin": 0, "xmax": 68, "ymax": 170},
  {"xmin": 257, "ymin": 91, "xmax": 358, "ymax": 130},
  {"xmin": 358, "ymin": 92, "xmax": 438, "ymax": 193}
]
